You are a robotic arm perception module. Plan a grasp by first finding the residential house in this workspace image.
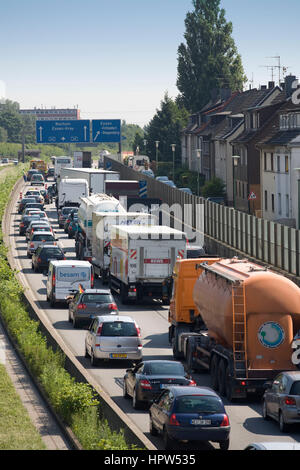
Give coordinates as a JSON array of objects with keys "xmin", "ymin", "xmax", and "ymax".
[{"xmin": 256, "ymin": 86, "xmax": 300, "ymax": 228}]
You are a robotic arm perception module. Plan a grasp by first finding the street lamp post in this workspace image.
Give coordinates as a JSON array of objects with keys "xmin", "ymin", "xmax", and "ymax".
[
  {"xmin": 143, "ymin": 139, "xmax": 147, "ymax": 155},
  {"xmin": 171, "ymin": 144, "xmax": 176, "ymax": 182},
  {"xmin": 155, "ymin": 141, "xmax": 159, "ymax": 174},
  {"xmin": 232, "ymin": 155, "xmax": 240, "ymax": 208},
  {"xmin": 196, "ymin": 149, "xmax": 202, "ymax": 196}
]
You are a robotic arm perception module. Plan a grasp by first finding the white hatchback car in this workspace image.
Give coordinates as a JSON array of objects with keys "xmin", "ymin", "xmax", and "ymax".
[{"xmin": 85, "ymin": 315, "xmax": 143, "ymax": 366}]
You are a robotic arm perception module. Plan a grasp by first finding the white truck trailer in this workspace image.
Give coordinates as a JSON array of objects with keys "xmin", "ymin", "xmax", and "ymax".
[
  {"xmin": 58, "ymin": 167, "xmax": 120, "ymax": 194},
  {"xmin": 109, "ymin": 225, "xmax": 186, "ymax": 304},
  {"xmin": 76, "ymin": 194, "xmax": 126, "ymax": 261},
  {"xmin": 57, "ymin": 178, "xmax": 89, "ymax": 209},
  {"xmin": 91, "ymin": 211, "xmax": 156, "ymax": 283}
]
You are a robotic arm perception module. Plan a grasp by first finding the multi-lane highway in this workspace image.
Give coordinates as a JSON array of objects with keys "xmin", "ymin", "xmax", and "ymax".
[{"xmin": 8, "ymin": 179, "xmax": 300, "ymax": 450}]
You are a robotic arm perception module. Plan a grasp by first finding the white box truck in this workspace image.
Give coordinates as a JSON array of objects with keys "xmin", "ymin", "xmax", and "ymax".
[
  {"xmin": 109, "ymin": 225, "xmax": 186, "ymax": 304},
  {"xmin": 57, "ymin": 178, "xmax": 89, "ymax": 209},
  {"xmin": 58, "ymin": 167, "xmax": 120, "ymax": 194},
  {"xmin": 76, "ymin": 194, "xmax": 127, "ymax": 261},
  {"xmin": 54, "ymin": 156, "xmax": 73, "ymax": 179},
  {"xmin": 91, "ymin": 211, "xmax": 156, "ymax": 283}
]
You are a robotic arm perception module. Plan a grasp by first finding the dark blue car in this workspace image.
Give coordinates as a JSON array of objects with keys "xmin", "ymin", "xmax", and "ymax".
[{"xmin": 149, "ymin": 386, "xmax": 230, "ymax": 450}]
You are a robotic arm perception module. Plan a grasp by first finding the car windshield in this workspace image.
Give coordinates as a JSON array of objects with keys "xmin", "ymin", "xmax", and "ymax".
[
  {"xmin": 148, "ymin": 362, "xmax": 185, "ymax": 376},
  {"xmin": 32, "ymin": 234, "xmax": 54, "ymax": 241},
  {"xmin": 100, "ymin": 322, "xmax": 137, "ymax": 337},
  {"xmin": 62, "ymin": 208, "xmax": 73, "ymax": 215},
  {"xmin": 290, "ymin": 381, "xmax": 300, "ymax": 395},
  {"xmin": 41, "ymin": 248, "xmax": 62, "ymax": 256},
  {"xmin": 174, "ymin": 396, "xmax": 224, "ymax": 414},
  {"xmin": 81, "ymin": 294, "xmax": 112, "ymax": 304}
]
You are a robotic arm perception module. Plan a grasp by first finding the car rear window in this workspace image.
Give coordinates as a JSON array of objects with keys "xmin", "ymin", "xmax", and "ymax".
[
  {"xmin": 100, "ymin": 322, "xmax": 137, "ymax": 337},
  {"xmin": 41, "ymin": 248, "xmax": 62, "ymax": 256},
  {"xmin": 81, "ymin": 294, "xmax": 112, "ymax": 304},
  {"xmin": 62, "ymin": 208, "xmax": 73, "ymax": 215},
  {"xmin": 290, "ymin": 381, "xmax": 300, "ymax": 395},
  {"xmin": 174, "ymin": 396, "xmax": 224, "ymax": 414},
  {"xmin": 148, "ymin": 362, "xmax": 185, "ymax": 376},
  {"xmin": 32, "ymin": 234, "xmax": 54, "ymax": 241}
]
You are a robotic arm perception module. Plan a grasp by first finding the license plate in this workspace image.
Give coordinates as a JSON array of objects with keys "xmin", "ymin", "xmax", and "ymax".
[
  {"xmin": 247, "ymin": 388, "xmax": 256, "ymax": 393},
  {"xmin": 110, "ymin": 353, "xmax": 127, "ymax": 359},
  {"xmin": 191, "ymin": 419, "xmax": 211, "ymax": 425},
  {"xmin": 160, "ymin": 384, "xmax": 170, "ymax": 389},
  {"xmin": 128, "ymin": 292, "xmax": 136, "ymax": 297}
]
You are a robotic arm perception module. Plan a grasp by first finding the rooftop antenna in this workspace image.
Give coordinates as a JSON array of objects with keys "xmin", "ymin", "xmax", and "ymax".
[
  {"xmin": 259, "ymin": 65, "xmax": 276, "ymax": 82},
  {"xmin": 265, "ymin": 56, "xmax": 290, "ymax": 86}
]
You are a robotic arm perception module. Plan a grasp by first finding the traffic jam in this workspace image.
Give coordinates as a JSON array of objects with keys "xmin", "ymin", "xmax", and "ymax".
[{"xmin": 13, "ymin": 157, "xmax": 300, "ymax": 450}]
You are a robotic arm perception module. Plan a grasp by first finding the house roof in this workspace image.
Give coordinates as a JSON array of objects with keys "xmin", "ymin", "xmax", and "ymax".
[{"xmin": 264, "ymin": 130, "xmax": 300, "ymax": 146}]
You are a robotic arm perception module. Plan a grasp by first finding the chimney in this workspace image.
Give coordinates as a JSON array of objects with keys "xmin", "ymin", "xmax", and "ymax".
[
  {"xmin": 285, "ymin": 75, "xmax": 297, "ymax": 98},
  {"xmin": 268, "ymin": 81, "xmax": 275, "ymax": 89},
  {"xmin": 220, "ymin": 88, "xmax": 232, "ymax": 101},
  {"xmin": 260, "ymin": 85, "xmax": 267, "ymax": 90}
]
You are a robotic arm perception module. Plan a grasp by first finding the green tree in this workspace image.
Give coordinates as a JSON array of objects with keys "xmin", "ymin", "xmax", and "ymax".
[
  {"xmin": 144, "ymin": 92, "xmax": 189, "ymax": 166},
  {"xmin": 177, "ymin": 0, "xmax": 246, "ymax": 112},
  {"xmin": 0, "ymin": 126, "xmax": 8, "ymax": 142},
  {"xmin": 201, "ymin": 176, "xmax": 225, "ymax": 198}
]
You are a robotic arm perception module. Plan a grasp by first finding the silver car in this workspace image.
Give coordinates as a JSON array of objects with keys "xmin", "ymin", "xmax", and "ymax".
[
  {"xmin": 262, "ymin": 371, "xmax": 300, "ymax": 432},
  {"xmin": 85, "ymin": 315, "xmax": 143, "ymax": 366},
  {"xmin": 27, "ymin": 231, "xmax": 57, "ymax": 257}
]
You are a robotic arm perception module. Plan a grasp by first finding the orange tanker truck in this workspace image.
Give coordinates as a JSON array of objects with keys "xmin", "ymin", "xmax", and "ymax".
[{"xmin": 168, "ymin": 257, "xmax": 300, "ymax": 401}]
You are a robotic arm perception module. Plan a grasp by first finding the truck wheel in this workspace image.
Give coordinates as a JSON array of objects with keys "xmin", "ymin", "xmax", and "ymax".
[
  {"xmin": 218, "ymin": 359, "xmax": 226, "ymax": 397},
  {"xmin": 210, "ymin": 355, "xmax": 219, "ymax": 391},
  {"xmin": 225, "ymin": 365, "xmax": 234, "ymax": 402}
]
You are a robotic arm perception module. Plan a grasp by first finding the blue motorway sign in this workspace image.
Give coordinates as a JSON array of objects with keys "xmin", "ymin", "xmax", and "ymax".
[
  {"xmin": 92, "ymin": 119, "xmax": 121, "ymax": 143},
  {"xmin": 36, "ymin": 120, "xmax": 90, "ymax": 144}
]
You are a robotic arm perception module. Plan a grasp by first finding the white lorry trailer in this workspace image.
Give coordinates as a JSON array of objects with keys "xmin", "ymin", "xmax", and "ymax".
[
  {"xmin": 57, "ymin": 178, "xmax": 89, "ymax": 209},
  {"xmin": 54, "ymin": 156, "xmax": 73, "ymax": 179},
  {"xmin": 91, "ymin": 211, "xmax": 156, "ymax": 283},
  {"xmin": 58, "ymin": 167, "xmax": 120, "ymax": 194},
  {"xmin": 76, "ymin": 194, "xmax": 126, "ymax": 261},
  {"xmin": 109, "ymin": 225, "xmax": 186, "ymax": 304}
]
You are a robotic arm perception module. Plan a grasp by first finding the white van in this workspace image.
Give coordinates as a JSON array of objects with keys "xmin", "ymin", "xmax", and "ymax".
[{"xmin": 46, "ymin": 260, "xmax": 94, "ymax": 307}]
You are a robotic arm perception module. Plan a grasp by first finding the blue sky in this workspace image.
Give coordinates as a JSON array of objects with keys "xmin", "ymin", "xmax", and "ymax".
[{"xmin": 0, "ymin": 0, "xmax": 299, "ymax": 127}]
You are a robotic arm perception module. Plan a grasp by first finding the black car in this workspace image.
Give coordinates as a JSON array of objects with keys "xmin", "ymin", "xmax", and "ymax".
[
  {"xmin": 31, "ymin": 245, "xmax": 65, "ymax": 272},
  {"xmin": 123, "ymin": 360, "xmax": 196, "ymax": 409},
  {"xmin": 18, "ymin": 197, "xmax": 37, "ymax": 214},
  {"xmin": 19, "ymin": 214, "xmax": 42, "ymax": 235}
]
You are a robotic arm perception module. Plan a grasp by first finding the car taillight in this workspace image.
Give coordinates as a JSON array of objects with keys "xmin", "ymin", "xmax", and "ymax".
[
  {"xmin": 20, "ymin": 223, "xmax": 24, "ymax": 227},
  {"xmin": 52, "ymin": 273, "xmax": 56, "ymax": 287},
  {"xmin": 77, "ymin": 303, "xmax": 87, "ymax": 310},
  {"xmin": 30, "ymin": 242, "xmax": 34, "ymax": 248},
  {"xmin": 169, "ymin": 413, "xmax": 180, "ymax": 426},
  {"xmin": 91, "ymin": 272, "xmax": 94, "ymax": 288},
  {"xmin": 220, "ymin": 414, "xmax": 230, "ymax": 427},
  {"xmin": 37, "ymin": 257, "xmax": 42, "ymax": 263},
  {"xmin": 96, "ymin": 323, "xmax": 103, "ymax": 335},
  {"xmin": 140, "ymin": 379, "xmax": 152, "ymax": 390},
  {"xmin": 188, "ymin": 379, "xmax": 197, "ymax": 386},
  {"xmin": 109, "ymin": 303, "xmax": 118, "ymax": 311},
  {"xmin": 285, "ymin": 396, "xmax": 296, "ymax": 406},
  {"xmin": 135, "ymin": 323, "xmax": 141, "ymax": 337}
]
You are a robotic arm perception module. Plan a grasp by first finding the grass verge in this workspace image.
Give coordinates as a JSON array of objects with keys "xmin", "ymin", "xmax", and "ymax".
[{"xmin": 0, "ymin": 165, "xmax": 142, "ymax": 450}]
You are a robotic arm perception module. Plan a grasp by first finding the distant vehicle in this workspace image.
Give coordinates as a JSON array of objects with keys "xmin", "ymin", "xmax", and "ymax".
[
  {"xmin": 141, "ymin": 169, "xmax": 154, "ymax": 178},
  {"xmin": 58, "ymin": 206, "xmax": 77, "ymax": 228},
  {"xmin": 29, "ymin": 159, "xmax": 48, "ymax": 177},
  {"xmin": 149, "ymin": 386, "xmax": 230, "ymax": 450},
  {"xmin": 156, "ymin": 176, "xmax": 169, "ymax": 182},
  {"xmin": 46, "ymin": 167, "xmax": 55, "ymax": 179},
  {"xmin": 31, "ymin": 173, "xmax": 45, "ymax": 185},
  {"xmin": 57, "ymin": 178, "xmax": 88, "ymax": 210},
  {"xmin": 25, "ymin": 189, "xmax": 44, "ymax": 204},
  {"xmin": 54, "ymin": 156, "xmax": 73, "ymax": 179},
  {"xmin": 27, "ymin": 231, "xmax": 57, "ymax": 258},
  {"xmin": 32, "ymin": 245, "xmax": 65, "ymax": 272},
  {"xmin": 186, "ymin": 245, "xmax": 206, "ymax": 258},
  {"xmin": 262, "ymin": 371, "xmax": 300, "ymax": 432},
  {"xmin": 163, "ymin": 180, "xmax": 177, "ymax": 188},
  {"xmin": 67, "ymin": 216, "xmax": 79, "ymax": 238},
  {"xmin": 18, "ymin": 197, "xmax": 37, "ymax": 214},
  {"xmin": 26, "ymin": 169, "xmax": 39, "ymax": 181},
  {"xmin": 123, "ymin": 360, "xmax": 196, "ymax": 409},
  {"xmin": 26, "ymin": 223, "xmax": 53, "ymax": 241},
  {"xmin": 19, "ymin": 214, "xmax": 44, "ymax": 235},
  {"xmin": 13, "ymin": 160, "xmax": 18, "ymax": 165},
  {"xmin": 46, "ymin": 260, "xmax": 94, "ymax": 307},
  {"xmin": 128, "ymin": 155, "xmax": 150, "ymax": 172},
  {"xmin": 206, "ymin": 196, "xmax": 225, "ymax": 204},
  {"xmin": 179, "ymin": 188, "xmax": 193, "ymax": 195},
  {"xmin": 67, "ymin": 289, "xmax": 118, "ymax": 328},
  {"xmin": 23, "ymin": 203, "xmax": 44, "ymax": 214},
  {"xmin": 244, "ymin": 442, "xmax": 300, "ymax": 450},
  {"xmin": 64, "ymin": 208, "xmax": 78, "ymax": 233},
  {"xmin": 85, "ymin": 315, "xmax": 143, "ymax": 366},
  {"xmin": 1, "ymin": 158, "xmax": 9, "ymax": 164}
]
